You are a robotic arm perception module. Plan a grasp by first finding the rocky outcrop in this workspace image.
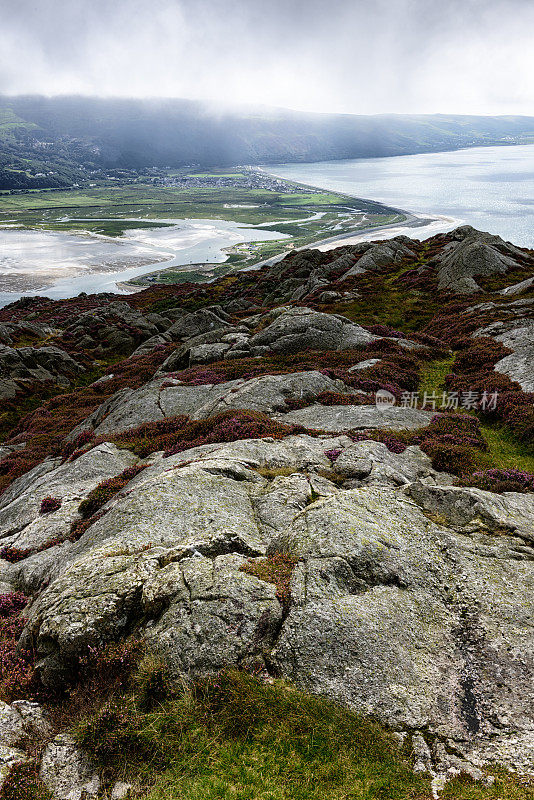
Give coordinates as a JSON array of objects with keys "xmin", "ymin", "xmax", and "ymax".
[
  {"xmin": 7, "ymin": 436, "xmax": 530, "ymax": 774},
  {"xmin": 0, "ymin": 345, "xmax": 84, "ymax": 401},
  {"xmin": 342, "ymin": 238, "xmax": 417, "ymax": 277},
  {"xmin": 274, "ymin": 403, "xmax": 433, "ymax": 432},
  {"xmin": 431, "ymin": 226, "xmax": 528, "ymax": 294},
  {"xmin": 70, "ymin": 370, "xmax": 360, "ymax": 437}
]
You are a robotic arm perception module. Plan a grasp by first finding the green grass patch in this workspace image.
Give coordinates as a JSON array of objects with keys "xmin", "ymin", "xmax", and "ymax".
[
  {"xmin": 72, "ymin": 668, "xmax": 534, "ymax": 800},
  {"xmin": 418, "ymin": 356, "xmax": 455, "ymax": 398},
  {"xmin": 76, "ymin": 669, "xmax": 432, "ymax": 800},
  {"xmin": 477, "ymin": 423, "xmax": 534, "ymax": 473}
]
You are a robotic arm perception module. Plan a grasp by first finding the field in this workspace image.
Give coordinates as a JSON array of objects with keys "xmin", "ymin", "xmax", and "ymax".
[{"xmin": 0, "ymin": 169, "xmax": 405, "ymax": 283}]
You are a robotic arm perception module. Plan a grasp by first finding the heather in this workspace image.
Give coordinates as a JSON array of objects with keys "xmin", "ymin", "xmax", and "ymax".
[
  {"xmin": 0, "ymin": 344, "xmax": 176, "ymax": 496},
  {"xmin": 78, "ymin": 465, "xmax": 147, "ymax": 518},
  {"xmin": 465, "ymin": 468, "xmax": 534, "ymax": 493},
  {"xmin": 39, "ymin": 497, "xmax": 61, "ymax": 515},
  {"xmin": 0, "ymin": 593, "xmax": 36, "ymax": 703}
]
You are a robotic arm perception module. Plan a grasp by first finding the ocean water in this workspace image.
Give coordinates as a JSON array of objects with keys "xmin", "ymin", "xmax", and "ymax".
[{"xmin": 267, "ymin": 143, "xmax": 534, "ymax": 248}]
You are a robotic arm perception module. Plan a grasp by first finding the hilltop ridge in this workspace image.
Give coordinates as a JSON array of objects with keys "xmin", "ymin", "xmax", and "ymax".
[
  {"xmin": 0, "ymin": 225, "xmax": 533, "ymax": 798},
  {"xmin": 1, "ymin": 95, "xmax": 534, "ymax": 188}
]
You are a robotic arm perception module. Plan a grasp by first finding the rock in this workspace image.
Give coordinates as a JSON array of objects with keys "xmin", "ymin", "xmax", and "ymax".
[
  {"xmin": 334, "ymin": 441, "xmax": 445, "ymax": 486},
  {"xmin": 348, "ymin": 358, "xmax": 382, "ymax": 372},
  {"xmin": 39, "ymin": 734, "xmax": 99, "ymax": 800},
  {"xmin": 0, "ymin": 443, "xmax": 139, "ymax": 556},
  {"xmin": 406, "ymin": 481, "xmax": 534, "ymax": 544},
  {"xmin": 342, "ymin": 239, "xmax": 416, "ymax": 277},
  {"xmin": 0, "ymin": 345, "xmax": 84, "ymax": 401},
  {"xmin": 500, "ymin": 275, "xmax": 534, "ymax": 296},
  {"xmin": 191, "ymin": 371, "xmax": 359, "ymax": 419},
  {"xmin": 0, "ymin": 700, "xmax": 52, "ymax": 747},
  {"xmin": 492, "ymin": 319, "xmax": 534, "ymax": 392},
  {"xmin": 270, "ymin": 486, "xmax": 534, "ymax": 769},
  {"xmin": 244, "ymin": 307, "xmax": 378, "ymax": 355},
  {"xmin": 111, "ymin": 782, "xmax": 135, "ymax": 799},
  {"xmin": 61, "ymin": 301, "xmax": 161, "ymax": 355},
  {"xmin": 166, "ymin": 309, "xmax": 231, "ymax": 341},
  {"xmin": 79, "ymin": 371, "xmax": 358, "ymax": 437},
  {"xmin": 273, "ymin": 403, "xmax": 433, "ymax": 433},
  {"xmin": 4, "ymin": 430, "xmax": 530, "ymax": 773},
  {"xmin": 432, "ymin": 226, "xmax": 528, "ymax": 294}
]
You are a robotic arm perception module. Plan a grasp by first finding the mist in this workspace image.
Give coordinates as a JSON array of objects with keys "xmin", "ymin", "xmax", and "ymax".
[{"xmin": 0, "ymin": 0, "xmax": 533, "ymax": 116}]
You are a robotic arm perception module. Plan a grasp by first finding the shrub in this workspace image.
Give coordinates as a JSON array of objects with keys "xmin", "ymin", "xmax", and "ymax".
[
  {"xmin": 162, "ymin": 410, "xmax": 309, "ymax": 458},
  {"xmin": 52, "ymin": 639, "xmax": 145, "ymax": 728},
  {"xmin": 349, "ymin": 430, "xmax": 409, "ymax": 454},
  {"xmin": 69, "ymin": 511, "xmax": 105, "ymax": 543},
  {"xmin": 0, "ymin": 535, "xmax": 66, "ymax": 564},
  {"xmin": 0, "ymin": 593, "xmax": 36, "ymax": 703},
  {"xmin": 453, "ymin": 337, "xmax": 511, "ymax": 374},
  {"xmin": 324, "ymin": 448, "xmax": 342, "ymax": 463},
  {"xmin": 0, "ymin": 762, "xmax": 51, "ymax": 800},
  {"xmin": 39, "ymin": 496, "xmax": 61, "ymax": 515},
  {"xmin": 420, "ymin": 413, "xmax": 487, "ymax": 451},
  {"xmin": 60, "ymin": 429, "xmax": 95, "ymax": 459},
  {"xmin": 421, "ymin": 440, "xmax": 475, "ymax": 475},
  {"xmin": 364, "ymin": 324, "xmax": 404, "ymax": 338},
  {"xmin": 466, "ymin": 468, "xmax": 534, "ymax": 493},
  {"xmin": 78, "ymin": 465, "xmax": 146, "ymax": 519},
  {"xmin": 76, "ymin": 667, "xmax": 434, "ymax": 799}
]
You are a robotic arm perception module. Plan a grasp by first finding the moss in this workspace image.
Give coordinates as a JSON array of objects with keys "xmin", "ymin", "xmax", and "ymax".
[{"xmin": 240, "ymin": 552, "xmax": 299, "ymax": 609}]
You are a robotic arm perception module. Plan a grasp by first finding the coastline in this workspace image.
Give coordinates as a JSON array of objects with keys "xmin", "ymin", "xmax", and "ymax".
[{"xmin": 0, "ymin": 170, "xmax": 448, "ymax": 303}]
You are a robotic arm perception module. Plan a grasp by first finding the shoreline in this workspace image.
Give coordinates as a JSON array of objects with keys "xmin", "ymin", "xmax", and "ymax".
[{"xmin": 0, "ymin": 171, "xmax": 446, "ymax": 302}]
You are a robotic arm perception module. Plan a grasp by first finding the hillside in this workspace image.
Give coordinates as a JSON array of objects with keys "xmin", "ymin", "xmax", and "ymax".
[
  {"xmin": 0, "ymin": 225, "xmax": 533, "ymax": 798},
  {"xmin": 1, "ymin": 95, "xmax": 534, "ymax": 188}
]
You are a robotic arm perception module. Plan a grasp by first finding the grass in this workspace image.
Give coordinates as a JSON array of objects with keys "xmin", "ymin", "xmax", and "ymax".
[
  {"xmin": 417, "ymin": 357, "xmax": 534, "ymax": 476},
  {"xmin": 418, "ymin": 356, "xmax": 455, "ymax": 398},
  {"xmin": 477, "ymin": 423, "xmax": 534, "ymax": 473},
  {"xmin": 70, "ymin": 668, "xmax": 534, "ymax": 800},
  {"xmin": 76, "ymin": 668, "xmax": 432, "ymax": 800}
]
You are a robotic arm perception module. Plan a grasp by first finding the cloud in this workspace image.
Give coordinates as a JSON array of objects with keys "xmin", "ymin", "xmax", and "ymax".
[{"xmin": 0, "ymin": 0, "xmax": 533, "ymax": 115}]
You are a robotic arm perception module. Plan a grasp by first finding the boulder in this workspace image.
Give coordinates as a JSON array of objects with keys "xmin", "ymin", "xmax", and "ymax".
[
  {"xmin": 39, "ymin": 734, "xmax": 99, "ymax": 800},
  {"xmin": 270, "ymin": 486, "xmax": 534, "ymax": 770},
  {"xmin": 342, "ymin": 238, "xmax": 416, "ymax": 277},
  {"xmin": 432, "ymin": 226, "xmax": 528, "ymax": 294},
  {"xmin": 77, "ymin": 371, "xmax": 359, "ymax": 437},
  {"xmin": 0, "ymin": 345, "xmax": 84, "ymax": 401},
  {"xmin": 273, "ymin": 403, "xmax": 433, "ymax": 432},
  {"xmin": 242, "ymin": 307, "xmax": 378, "ymax": 355}
]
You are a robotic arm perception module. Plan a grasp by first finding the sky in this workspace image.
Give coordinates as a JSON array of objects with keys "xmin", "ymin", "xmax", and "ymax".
[{"xmin": 0, "ymin": 0, "xmax": 533, "ymax": 116}]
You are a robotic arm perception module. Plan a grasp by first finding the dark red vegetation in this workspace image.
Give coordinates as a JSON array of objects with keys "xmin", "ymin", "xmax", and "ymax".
[
  {"xmin": 444, "ymin": 337, "xmax": 534, "ymax": 445},
  {"xmin": 465, "ymin": 468, "xmax": 534, "ymax": 493},
  {"xmin": 39, "ymin": 496, "xmax": 61, "ymax": 515},
  {"xmin": 351, "ymin": 414, "xmax": 488, "ymax": 477},
  {"xmin": 0, "ymin": 593, "xmax": 36, "ymax": 703},
  {"xmin": 0, "ymin": 344, "xmax": 176, "ymax": 497},
  {"xmin": 78, "ymin": 465, "xmax": 147, "ymax": 519}
]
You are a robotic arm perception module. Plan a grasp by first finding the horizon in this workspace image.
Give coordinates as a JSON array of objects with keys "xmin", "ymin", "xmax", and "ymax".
[{"xmin": 2, "ymin": 92, "xmax": 534, "ymax": 122}]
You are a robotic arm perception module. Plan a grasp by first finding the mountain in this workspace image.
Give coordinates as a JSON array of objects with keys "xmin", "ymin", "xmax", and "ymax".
[
  {"xmin": 1, "ymin": 94, "xmax": 534, "ymax": 188},
  {"xmin": 0, "ymin": 226, "xmax": 533, "ymax": 797}
]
